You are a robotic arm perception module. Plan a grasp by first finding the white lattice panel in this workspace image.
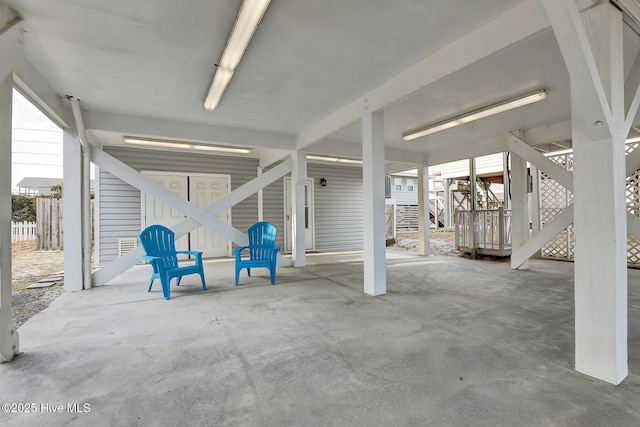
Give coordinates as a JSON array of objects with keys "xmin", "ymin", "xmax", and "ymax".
[{"xmin": 538, "ymin": 146, "xmax": 640, "ymax": 265}]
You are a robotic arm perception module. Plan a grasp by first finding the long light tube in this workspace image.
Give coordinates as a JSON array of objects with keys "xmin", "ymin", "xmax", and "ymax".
[
  {"xmin": 123, "ymin": 137, "xmax": 251, "ymax": 154},
  {"xmin": 203, "ymin": 0, "xmax": 271, "ymax": 110},
  {"xmin": 307, "ymin": 154, "xmax": 363, "ymax": 165},
  {"xmin": 403, "ymin": 89, "xmax": 548, "ymax": 141}
]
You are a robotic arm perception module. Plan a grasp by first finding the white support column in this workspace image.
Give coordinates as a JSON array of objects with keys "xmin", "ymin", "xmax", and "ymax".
[
  {"xmin": 530, "ymin": 165, "xmax": 541, "ymax": 237},
  {"xmin": 291, "ymin": 150, "xmax": 306, "ymax": 267},
  {"xmin": 0, "ymin": 73, "xmax": 18, "ymax": 361},
  {"xmin": 510, "ymin": 132, "xmax": 529, "ymax": 270},
  {"xmin": 418, "ymin": 162, "xmax": 430, "ymax": 256},
  {"xmin": 443, "ymin": 178, "xmax": 451, "ymax": 229},
  {"xmin": 469, "ymin": 157, "xmax": 477, "ymax": 259},
  {"xmin": 362, "ymin": 104, "xmax": 386, "ymax": 296},
  {"xmin": 257, "ymin": 167, "xmax": 264, "ymax": 222},
  {"xmin": 63, "ymin": 127, "xmax": 84, "ymax": 291},
  {"xmin": 550, "ymin": 1, "xmax": 628, "ymax": 384},
  {"xmin": 503, "ymin": 152, "xmax": 511, "ymax": 210}
]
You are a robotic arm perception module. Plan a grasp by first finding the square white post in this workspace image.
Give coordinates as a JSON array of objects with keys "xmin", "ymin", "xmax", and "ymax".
[
  {"xmin": 418, "ymin": 162, "xmax": 430, "ymax": 256},
  {"xmin": 291, "ymin": 150, "xmax": 306, "ymax": 267},
  {"xmin": 63, "ymin": 127, "xmax": 84, "ymax": 291},
  {"xmin": 362, "ymin": 105, "xmax": 386, "ymax": 295},
  {"xmin": 0, "ymin": 74, "xmax": 18, "ymax": 361},
  {"xmin": 510, "ymin": 138, "xmax": 529, "ymax": 270},
  {"xmin": 571, "ymin": 3, "xmax": 627, "ymax": 384}
]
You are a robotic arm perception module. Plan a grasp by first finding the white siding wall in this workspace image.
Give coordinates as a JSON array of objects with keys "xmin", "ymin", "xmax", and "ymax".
[
  {"xmin": 262, "ymin": 162, "xmax": 364, "ymax": 252},
  {"xmin": 441, "ymin": 153, "xmax": 504, "ymax": 179},
  {"xmin": 390, "ymin": 176, "xmax": 418, "ymax": 205},
  {"xmin": 98, "ymin": 147, "xmax": 258, "ymax": 264}
]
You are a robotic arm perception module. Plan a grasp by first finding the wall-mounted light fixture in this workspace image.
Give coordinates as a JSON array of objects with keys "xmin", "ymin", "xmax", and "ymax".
[
  {"xmin": 123, "ymin": 136, "xmax": 251, "ymax": 154},
  {"xmin": 403, "ymin": 89, "xmax": 548, "ymax": 141},
  {"xmin": 203, "ymin": 0, "xmax": 272, "ymax": 111},
  {"xmin": 319, "ymin": 177, "xmax": 327, "ymax": 187}
]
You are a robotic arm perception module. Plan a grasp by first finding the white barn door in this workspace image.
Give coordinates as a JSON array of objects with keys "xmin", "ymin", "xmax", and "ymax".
[
  {"xmin": 143, "ymin": 173, "xmax": 189, "ymax": 251},
  {"xmin": 142, "ymin": 172, "xmax": 231, "ymax": 257},
  {"xmin": 189, "ymin": 174, "xmax": 230, "ymax": 257}
]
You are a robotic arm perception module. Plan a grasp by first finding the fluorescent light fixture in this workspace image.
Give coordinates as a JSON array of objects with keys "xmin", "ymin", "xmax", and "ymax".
[
  {"xmin": 307, "ymin": 155, "xmax": 363, "ymax": 165},
  {"xmin": 403, "ymin": 89, "xmax": 548, "ymax": 141},
  {"xmin": 123, "ymin": 137, "xmax": 251, "ymax": 154},
  {"xmin": 626, "ymin": 136, "xmax": 640, "ymax": 143},
  {"xmin": 203, "ymin": 0, "xmax": 271, "ymax": 111}
]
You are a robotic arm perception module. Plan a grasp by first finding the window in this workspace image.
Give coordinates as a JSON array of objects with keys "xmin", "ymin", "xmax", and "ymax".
[
  {"xmin": 406, "ymin": 179, "xmax": 414, "ymax": 191},
  {"xmin": 394, "ymin": 178, "xmax": 402, "ymax": 191}
]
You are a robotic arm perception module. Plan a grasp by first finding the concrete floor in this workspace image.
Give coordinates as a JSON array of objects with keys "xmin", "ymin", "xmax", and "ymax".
[{"xmin": 1, "ymin": 250, "xmax": 639, "ymax": 426}]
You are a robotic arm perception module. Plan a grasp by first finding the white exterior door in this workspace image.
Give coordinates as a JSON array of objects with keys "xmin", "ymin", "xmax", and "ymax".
[
  {"xmin": 142, "ymin": 172, "xmax": 231, "ymax": 257},
  {"xmin": 284, "ymin": 177, "xmax": 314, "ymax": 252},
  {"xmin": 189, "ymin": 175, "xmax": 230, "ymax": 257},
  {"xmin": 142, "ymin": 172, "xmax": 189, "ymax": 251}
]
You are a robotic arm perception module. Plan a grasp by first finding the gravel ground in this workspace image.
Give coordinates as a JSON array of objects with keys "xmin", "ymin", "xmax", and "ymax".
[
  {"xmin": 392, "ymin": 230, "xmax": 463, "ymax": 257},
  {"xmin": 11, "ymin": 241, "xmax": 64, "ymax": 329}
]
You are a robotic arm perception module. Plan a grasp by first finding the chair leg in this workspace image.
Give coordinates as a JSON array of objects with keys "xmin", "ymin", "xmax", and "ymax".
[
  {"xmin": 235, "ymin": 267, "xmax": 240, "ymax": 286},
  {"xmin": 247, "ymin": 268, "xmax": 251, "ymax": 277},
  {"xmin": 161, "ymin": 274, "xmax": 170, "ymax": 300},
  {"xmin": 199, "ymin": 269, "xmax": 207, "ymax": 290},
  {"xmin": 270, "ymin": 265, "xmax": 276, "ymax": 285},
  {"xmin": 147, "ymin": 276, "xmax": 154, "ymax": 292},
  {"xmin": 176, "ymin": 276, "xmax": 181, "ymax": 286}
]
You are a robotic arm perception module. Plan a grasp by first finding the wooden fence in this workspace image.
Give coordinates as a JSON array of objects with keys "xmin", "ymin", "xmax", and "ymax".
[
  {"xmin": 36, "ymin": 198, "xmax": 63, "ymax": 250},
  {"xmin": 11, "ymin": 221, "xmax": 38, "ymax": 241}
]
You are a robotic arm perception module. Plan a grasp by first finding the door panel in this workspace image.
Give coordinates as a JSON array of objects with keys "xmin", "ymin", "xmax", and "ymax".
[
  {"xmin": 189, "ymin": 175, "xmax": 230, "ymax": 257},
  {"xmin": 143, "ymin": 173, "xmax": 189, "ymax": 251},
  {"xmin": 284, "ymin": 178, "xmax": 314, "ymax": 251}
]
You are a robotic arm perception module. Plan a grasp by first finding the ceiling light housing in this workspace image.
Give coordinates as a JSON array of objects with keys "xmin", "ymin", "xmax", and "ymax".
[
  {"xmin": 123, "ymin": 137, "xmax": 251, "ymax": 154},
  {"xmin": 203, "ymin": 0, "xmax": 271, "ymax": 111},
  {"xmin": 403, "ymin": 89, "xmax": 548, "ymax": 141},
  {"xmin": 306, "ymin": 154, "xmax": 363, "ymax": 165}
]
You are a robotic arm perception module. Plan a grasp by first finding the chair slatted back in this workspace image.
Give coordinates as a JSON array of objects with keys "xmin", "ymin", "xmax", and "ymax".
[
  {"xmin": 247, "ymin": 222, "xmax": 277, "ymax": 260},
  {"xmin": 139, "ymin": 225, "xmax": 179, "ymax": 269}
]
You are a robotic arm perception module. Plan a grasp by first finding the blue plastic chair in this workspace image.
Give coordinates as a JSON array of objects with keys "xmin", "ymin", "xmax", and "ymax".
[
  {"xmin": 139, "ymin": 225, "xmax": 206, "ymax": 300},
  {"xmin": 234, "ymin": 222, "xmax": 281, "ymax": 285}
]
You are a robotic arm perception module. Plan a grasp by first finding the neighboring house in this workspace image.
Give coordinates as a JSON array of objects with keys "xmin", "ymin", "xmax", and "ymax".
[
  {"xmin": 96, "ymin": 147, "xmax": 364, "ymax": 266},
  {"xmin": 17, "ymin": 177, "xmax": 95, "ymax": 196}
]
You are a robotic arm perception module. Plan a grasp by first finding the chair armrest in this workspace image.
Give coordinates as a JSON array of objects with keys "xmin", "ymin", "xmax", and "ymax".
[
  {"xmin": 233, "ymin": 246, "xmax": 250, "ymax": 254},
  {"xmin": 141, "ymin": 255, "xmax": 161, "ymax": 262},
  {"xmin": 176, "ymin": 251, "xmax": 203, "ymax": 256}
]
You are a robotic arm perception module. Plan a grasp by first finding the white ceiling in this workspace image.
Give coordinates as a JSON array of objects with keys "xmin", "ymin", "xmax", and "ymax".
[{"xmin": 5, "ymin": 0, "xmax": 640, "ymax": 165}]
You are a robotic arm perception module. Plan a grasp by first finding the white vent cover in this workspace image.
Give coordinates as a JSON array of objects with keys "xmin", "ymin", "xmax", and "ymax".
[{"xmin": 118, "ymin": 238, "xmax": 138, "ymax": 257}]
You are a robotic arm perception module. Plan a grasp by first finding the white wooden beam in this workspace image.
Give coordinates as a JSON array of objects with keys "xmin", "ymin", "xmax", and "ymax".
[
  {"xmin": 84, "ymin": 111, "xmax": 296, "ymax": 152},
  {"xmin": 297, "ymin": 0, "xmax": 551, "ymax": 149},
  {"xmin": 623, "ymin": 50, "xmax": 640, "ymax": 135},
  {"xmin": 0, "ymin": 73, "xmax": 18, "ymax": 361},
  {"xmin": 510, "ymin": 131, "xmax": 529, "ymax": 270},
  {"xmin": 542, "ymin": 0, "xmax": 613, "ymax": 140},
  {"xmin": 0, "ymin": 18, "xmax": 22, "ymax": 87},
  {"xmin": 362, "ymin": 106, "xmax": 386, "ymax": 296},
  {"xmin": 92, "ymin": 155, "xmax": 293, "ymax": 285},
  {"xmin": 63, "ymin": 127, "xmax": 84, "ymax": 292},
  {"xmin": 569, "ymin": 2, "xmax": 628, "ymax": 384},
  {"xmin": 625, "ymin": 145, "xmax": 640, "ymax": 176},
  {"xmin": 291, "ymin": 150, "xmax": 307, "ymax": 267},
  {"xmin": 508, "ymin": 133, "xmax": 573, "ymax": 191},
  {"xmin": 511, "ymin": 204, "xmax": 574, "ymax": 269},
  {"xmin": 627, "ymin": 213, "xmax": 640, "ymax": 240},
  {"xmin": 418, "ymin": 162, "xmax": 430, "ymax": 256}
]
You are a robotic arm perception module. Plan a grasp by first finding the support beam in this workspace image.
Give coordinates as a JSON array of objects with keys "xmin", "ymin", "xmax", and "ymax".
[
  {"xmin": 426, "ymin": 135, "xmax": 508, "ymax": 167},
  {"xmin": 469, "ymin": 158, "xmax": 477, "ymax": 259},
  {"xmin": 362, "ymin": 106, "xmax": 386, "ymax": 296},
  {"xmin": 291, "ymin": 150, "xmax": 307, "ymax": 267},
  {"xmin": 297, "ymin": 0, "xmax": 551, "ymax": 149},
  {"xmin": 418, "ymin": 162, "xmax": 430, "ymax": 256},
  {"xmin": 623, "ymin": 49, "xmax": 640, "ymax": 135},
  {"xmin": 508, "ymin": 133, "xmax": 573, "ymax": 192},
  {"xmin": 257, "ymin": 167, "xmax": 264, "ymax": 222},
  {"xmin": 0, "ymin": 18, "xmax": 22, "ymax": 86},
  {"xmin": 91, "ymin": 154, "xmax": 293, "ymax": 285},
  {"xmin": 565, "ymin": 2, "xmax": 628, "ymax": 384},
  {"xmin": 0, "ymin": 73, "xmax": 18, "ymax": 361},
  {"xmin": 542, "ymin": 0, "xmax": 614, "ymax": 141},
  {"xmin": 510, "ymin": 133, "xmax": 530, "ymax": 270},
  {"xmin": 443, "ymin": 178, "xmax": 451, "ymax": 229},
  {"xmin": 63, "ymin": 127, "xmax": 84, "ymax": 292}
]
